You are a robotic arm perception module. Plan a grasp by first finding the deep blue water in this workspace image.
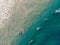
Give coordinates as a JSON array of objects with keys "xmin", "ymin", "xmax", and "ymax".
[{"xmin": 11, "ymin": 0, "xmax": 60, "ymax": 45}]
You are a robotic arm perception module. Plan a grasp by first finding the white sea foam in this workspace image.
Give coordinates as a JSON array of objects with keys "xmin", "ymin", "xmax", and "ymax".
[{"xmin": 55, "ymin": 8, "xmax": 60, "ymax": 13}]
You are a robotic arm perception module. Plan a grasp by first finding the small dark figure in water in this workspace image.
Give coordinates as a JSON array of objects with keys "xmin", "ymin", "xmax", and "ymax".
[{"xmin": 19, "ymin": 32, "xmax": 23, "ymax": 35}]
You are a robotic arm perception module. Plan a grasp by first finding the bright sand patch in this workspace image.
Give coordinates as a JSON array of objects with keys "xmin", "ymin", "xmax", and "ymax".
[
  {"xmin": 0, "ymin": 0, "xmax": 15, "ymax": 45},
  {"xmin": 0, "ymin": 0, "xmax": 51, "ymax": 45}
]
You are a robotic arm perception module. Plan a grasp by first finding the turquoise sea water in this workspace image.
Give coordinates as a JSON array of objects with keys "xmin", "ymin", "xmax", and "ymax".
[{"xmin": 11, "ymin": 0, "xmax": 60, "ymax": 45}]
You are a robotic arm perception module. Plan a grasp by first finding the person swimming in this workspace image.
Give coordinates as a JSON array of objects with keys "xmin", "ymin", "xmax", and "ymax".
[{"xmin": 52, "ymin": 8, "xmax": 60, "ymax": 15}]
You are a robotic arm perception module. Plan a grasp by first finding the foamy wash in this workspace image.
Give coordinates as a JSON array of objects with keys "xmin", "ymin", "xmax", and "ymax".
[{"xmin": 11, "ymin": 0, "xmax": 60, "ymax": 45}]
